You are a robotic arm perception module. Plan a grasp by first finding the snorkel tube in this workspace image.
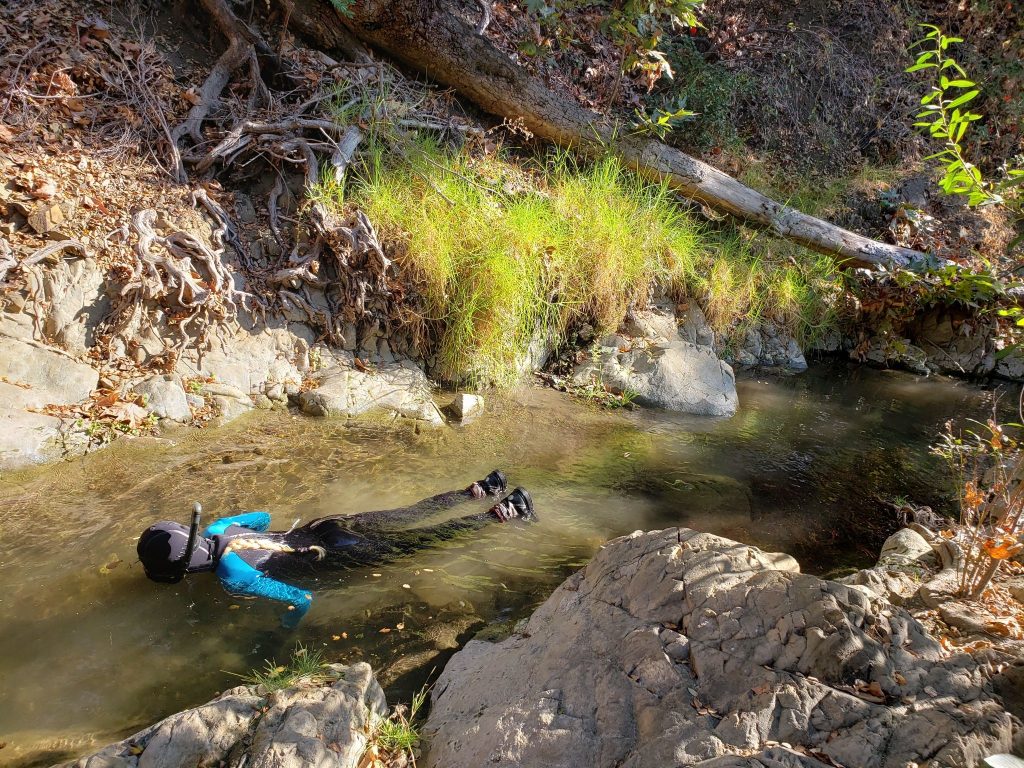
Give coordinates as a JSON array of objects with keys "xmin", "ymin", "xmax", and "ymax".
[{"xmin": 177, "ymin": 502, "xmax": 202, "ymax": 580}]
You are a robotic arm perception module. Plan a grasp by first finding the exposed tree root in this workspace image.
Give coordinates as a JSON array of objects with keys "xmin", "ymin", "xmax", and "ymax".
[
  {"xmin": 0, "ymin": 237, "xmax": 88, "ymax": 285},
  {"xmin": 102, "ymin": 198, "xmax": 253, "ymax": 358}
]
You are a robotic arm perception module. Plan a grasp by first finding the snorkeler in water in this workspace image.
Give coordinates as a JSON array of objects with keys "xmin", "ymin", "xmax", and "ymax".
[{"xmin": 135, "ymin": 471, "xmax": 535, "ymax": 628}]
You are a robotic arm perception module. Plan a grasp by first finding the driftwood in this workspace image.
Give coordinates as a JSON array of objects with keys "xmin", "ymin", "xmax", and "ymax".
[{"xmin": 287, "ymin": 0, "xmax": 929, "ymax": 270}]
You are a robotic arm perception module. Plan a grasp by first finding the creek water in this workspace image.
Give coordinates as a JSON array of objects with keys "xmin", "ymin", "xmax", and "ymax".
[{"xmin": 0, "ymin": 362, "xmax": 1010, "ymax": 765}]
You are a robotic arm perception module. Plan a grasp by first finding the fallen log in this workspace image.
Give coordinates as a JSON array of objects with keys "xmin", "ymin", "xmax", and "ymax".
[{"xmin": 289, "ymin": 0, "xmax": 929, "ymax": 270}]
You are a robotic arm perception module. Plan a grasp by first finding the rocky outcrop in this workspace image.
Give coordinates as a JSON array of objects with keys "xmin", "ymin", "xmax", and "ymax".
[
  {"xmin": 60, "ymin": 663, "xmax": 386, "ymax": 768},
  {"xmin": 997, "ymin": 348, "xmax": 1024, "ymax": 382},
  {"xmin": 0, "ymin": 334, "xmax": 98, "ymax": 466},
  {"xmin": 727, "ymin": 325, "xmax": 808, "ymax": 372},
  {"xmin": 572, "ymin": 299, "xmax": 738, "ymax": 417},
  {"xmin": 910, "ymin": 310, "xmax": 995, "ymax": 377},
  {"xmin": 423, "ymin": 528, "xmax": 1016, "ymax": 768},
  {"xmin": 298, "ymin": 359, "xmax": 445, "ymax": 425}
]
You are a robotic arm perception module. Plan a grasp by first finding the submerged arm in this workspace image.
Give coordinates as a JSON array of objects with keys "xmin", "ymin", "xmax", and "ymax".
[{"xmin": 217, "ymin": 551, "xmax": 312, "ymax": 629}]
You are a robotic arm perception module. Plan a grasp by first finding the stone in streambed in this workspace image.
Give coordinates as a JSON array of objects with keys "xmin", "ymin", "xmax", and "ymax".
[
  {"xmin": 571, "ymin": 302, "xmax": 738, "ymax": 417},
  {"xmin": 134, "ymin": 375, "xmax": 190, "ymax": 423},
  {"xmin": 299, "ymin": 362, "xmax": 445, "ymax": 426},
  {"xmin": 450, "ymin": 393, "xmax": 484, "ymax": 422},
  {"xmin": 0, "ymin": 336, "xmax": 98, "ymax": 468}
]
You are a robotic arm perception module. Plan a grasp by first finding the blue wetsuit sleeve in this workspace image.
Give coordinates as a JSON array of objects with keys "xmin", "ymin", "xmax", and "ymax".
[
  {"xmin": 216, "ymin": 552, "xmax": 312, "ymax": 629},
  {"xmin": 203, "ymin": 512, "xmax": 272, "ymax": 536}
]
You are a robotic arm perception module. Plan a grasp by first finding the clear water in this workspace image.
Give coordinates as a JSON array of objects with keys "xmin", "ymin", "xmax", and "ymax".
[{"xmin": 0, "ymin": 363, "xmax": 1008, "ymax": 765}]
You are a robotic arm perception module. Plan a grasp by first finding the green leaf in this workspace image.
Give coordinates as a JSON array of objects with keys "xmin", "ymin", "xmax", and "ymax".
[
  {"xmin": 906, "ymin": 62, "xmax": 936, "ymax": 73},
  {"xmin": 946, "ymin": 90, "xmax": 979, "ymax": 109},
  {"xmin": 945, "ymin": 79, "xmax": 975, "ymax": 87},
  {"xmin": 921, "ymin": 91, "xmax": 940, "ymax": 104}
]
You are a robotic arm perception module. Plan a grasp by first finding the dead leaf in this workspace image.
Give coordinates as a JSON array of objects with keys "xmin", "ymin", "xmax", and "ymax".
[{"xmin": 30, "ymin": 179, "xmax": 58, "ymax": 199}]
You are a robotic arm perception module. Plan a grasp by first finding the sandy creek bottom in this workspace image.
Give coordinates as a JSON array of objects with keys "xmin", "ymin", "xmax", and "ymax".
[{"xmin": 0, "ymin": 362, "xmax": 1009, "ymax": 765}]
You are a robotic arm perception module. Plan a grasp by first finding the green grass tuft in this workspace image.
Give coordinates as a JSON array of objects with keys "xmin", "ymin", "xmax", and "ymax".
[
  {"xmin": 316, "ymin": 136, "xmax": 844, "ymax": 384},
  {"xmin": 230, "ymin": 644, "xmax": 330, "ymax": 692}
]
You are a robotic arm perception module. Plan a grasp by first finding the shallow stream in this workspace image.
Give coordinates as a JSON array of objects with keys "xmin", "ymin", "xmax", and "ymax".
[{"xmin": 0, "ymin": 362, "xmax": 1010, "ymax": 765}]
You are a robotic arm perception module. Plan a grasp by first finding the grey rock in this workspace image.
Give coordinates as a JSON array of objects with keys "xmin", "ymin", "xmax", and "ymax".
[
  {"xmin": 0, "ymin": 336, "xmax": 99, "ymax": 468},
  {"xmin": 0, "ymin": 335, "xmax": 98, "ymax": 406},
  {"xmin": 911, "ymin": 310, "xmax": 994, "ymax": 376},
  {"xmin": 212, "ymin": 394, "xmax": 253, "ymax": 423},
  {"xmin": 265, "ymin": 382, "xmax": 286, "ymax": 401},
  {"xmin": 177, "ymin": 323, "xmax": 306, "ymax": 417},
  {"xmin": 299, "ymin": 363, "xmax": 445, "ymax": 426},
  {"xmin": 860, "ymin": 337, "xmax": 931, "ymax": 375},
  {"xmin": 252, "ymin": 393, "xmax": 273, "ymax": 410},
  {"xmin": 134, "ymin": 375, "xmax": 191, "ymax": 423},
  {"xmin": 734, "ymin": 325, "xmax": 808, "ymax": 371},
  {"xmin": 342, "ymin": 323, "xmax": 358, "ymax": 352},
  {"xmin": 877, "ymin": 528, "xmax": 937, "ymax": 568},
  {"xmin": 29, "ymin": 256, "xmax": 108, "ymax": 355},
  {"xmin": 185, "ymin": 393, "xmax": 205, "ymax": 409},
  {"xmin": 60, "ymin": 663, "xmax": 386, "ymax": 768},
  {"xmin": 996, "ymin": 349, "xmax": 1024, "ymax": 382},
  {"xmin": 677, "ymin": 302, "xmax": 716, "ymax": 349},
  {"xmin": 573, "ymin": 304, "xmax": 738, "ymax": 416},
  {"xmin": 201, "ymin": 381, "xmax": 249, "ymax": 400},
  {"xmin": 424, "ymin": 528, "xmax": 1014, "ymax": 768},
  {"xmin": 450, "ymin": 393, "xmax": 484, "ymax": 421},
  {"xmin": 234, "ymin": 193, "xmax": 257, "ymax": 224}
]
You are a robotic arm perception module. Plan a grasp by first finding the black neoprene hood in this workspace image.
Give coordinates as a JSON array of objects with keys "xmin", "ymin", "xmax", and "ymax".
[{"xmin": 137, "ymin": 521, "xmax": 214, "ymax": 582}]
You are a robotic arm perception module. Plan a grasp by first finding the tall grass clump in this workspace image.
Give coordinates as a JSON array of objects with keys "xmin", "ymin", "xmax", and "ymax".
[{"xmin": 321, "ymin": 137, "xmax": 842, "ymax": 384}]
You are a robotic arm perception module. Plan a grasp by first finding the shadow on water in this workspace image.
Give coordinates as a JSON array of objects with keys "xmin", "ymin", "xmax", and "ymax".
[{"xmin": 0, "ymin": 361, "xmax": 1013, "ymax": 765}]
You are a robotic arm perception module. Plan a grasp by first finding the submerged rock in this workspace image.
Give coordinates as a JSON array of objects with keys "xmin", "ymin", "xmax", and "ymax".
[
  {"xmin": 423, "ymin": 527, "xmax": 1015, "ymax": 768},
  {"xmin": 60, "ymin": 663, "xmax": 386, "ymax": 768}
]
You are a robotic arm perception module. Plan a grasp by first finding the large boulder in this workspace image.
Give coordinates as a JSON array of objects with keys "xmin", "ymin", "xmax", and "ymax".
[
  {"xmin": 572, "ymin": 301, "xmax": 738, "ymax": 417},
  {"xmin": 0, "ymin": 335, "xmax": 98, "ymax": 468},
  {"xmin": 299, "ymin": 360, "xmax": 445, "ymax": 425},
  {"xmin": 60, "ymin": 663, "xmax": 386, "ymax": 768},
  {"xmin": 424, "ymin": 528, "xmax": 1016, "ymax": 768},
  {"xmin": 33, "ymin": 255, "xmax": 109, "ymax": 356}
]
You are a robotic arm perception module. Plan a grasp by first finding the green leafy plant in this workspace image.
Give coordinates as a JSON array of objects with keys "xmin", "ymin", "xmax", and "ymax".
[
  {"xmin": 931, "ymin": 417, "xmax": 1024, "ymax": 599},
  {"xmin": 328, "ymin": 0, "xmax": 355, "ymax": 17},
  {"xmin": 631, "ymin": 101, "xmax": 697, "ymax": 139},
  {"xmin": 907, "ymin": 25, "xmax": 1023, "ymax": 219}
]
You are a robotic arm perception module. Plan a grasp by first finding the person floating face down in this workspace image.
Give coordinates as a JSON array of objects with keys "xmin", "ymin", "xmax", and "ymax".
[{"xmin": 136, "ymin": 471, "xmax": 535, "ymax": 628}]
